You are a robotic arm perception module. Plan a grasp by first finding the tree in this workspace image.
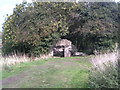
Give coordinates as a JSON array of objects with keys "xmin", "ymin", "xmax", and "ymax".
[
  {"xmin": 2, "ymin": 2, "xmax": 80, "ymax": 56},
  {"xmin": 63, "ymin": 2, "xmax": 118, "ymax": 54},
  {"xmin": 2, "ymin": 1, "xmax": 118, "ymax": 56}
]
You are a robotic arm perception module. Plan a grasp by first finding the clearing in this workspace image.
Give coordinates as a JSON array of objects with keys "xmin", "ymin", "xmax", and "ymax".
[{"xmin": 1, "ymin": 56, "xmax": 92, "ymax": 88}]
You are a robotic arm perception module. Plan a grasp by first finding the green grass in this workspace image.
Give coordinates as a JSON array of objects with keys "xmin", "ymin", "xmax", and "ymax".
[
  {"xmin": 1, "ymin": 59, "xmax": 48, "ymax": 79},
  {"xmin": 2, "ymin": 56, "xmax": 92, "ymax": 88}
]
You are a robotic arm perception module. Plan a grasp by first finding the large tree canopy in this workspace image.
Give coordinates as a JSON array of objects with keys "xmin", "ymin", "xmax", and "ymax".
[
  {"xmin": 63, "ymin": 2, "xmax": 118, "ymax": 54},
  {"xmin": 2, "ymin": 1, "xmax": 118, "ymax": 56}
]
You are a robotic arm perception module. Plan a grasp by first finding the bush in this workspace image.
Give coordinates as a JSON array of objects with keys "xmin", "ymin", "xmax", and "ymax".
[
  {"xmin": 89, "ymin": 51, "xmax": 119, "ymax": 88},
  {"xmin": 2, "ymin": 41, "xmax": 31, "ymax": 56},
  {"xmin": 2, "ymin": 42, "xmax": 15, "ymax": 56}
]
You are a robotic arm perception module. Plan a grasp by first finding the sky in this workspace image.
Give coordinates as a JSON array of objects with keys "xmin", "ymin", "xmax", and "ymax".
[
  {"xmin": 0, "ymin": 0, "xmax": 32, "ymax": 32},
  {"xmin": 0, "ymin": 0, "xmax": 119, "ymax": 32}
]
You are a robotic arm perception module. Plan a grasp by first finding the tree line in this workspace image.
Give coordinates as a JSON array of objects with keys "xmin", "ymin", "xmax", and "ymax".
[{"xmin": 2, "ymin": 1, "xmax": 118, "ymax": 56}]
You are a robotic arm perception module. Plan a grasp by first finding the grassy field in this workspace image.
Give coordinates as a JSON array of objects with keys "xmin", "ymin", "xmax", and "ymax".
[{"xmin": 1, "ymin": 56, "xmax": 92, "ymax": 88}]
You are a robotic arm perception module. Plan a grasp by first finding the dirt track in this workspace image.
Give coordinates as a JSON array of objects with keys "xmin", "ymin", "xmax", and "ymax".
[{"xmin": 1, "ymin": 57, "xmax": 90, "ymax": 88}]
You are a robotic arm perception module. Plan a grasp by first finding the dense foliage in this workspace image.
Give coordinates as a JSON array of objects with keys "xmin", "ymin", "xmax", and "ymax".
[
  {"xmin": 63, "ymin": 2, "xmax": 118, "ymax": 54},
  {"xmin": 2, "ymin": 2, "xmax": 73, "ymax": 56},
  {"xmin": 2, "ymin": 1, "xmax": 118, "ymax": 56},
  {"xmin": 89, "ymin": 52, "xmax": 119, "ymax": 88},
  {"xmin": 89, "ymin": 63, "xmax": 119, "ymax": 88}
]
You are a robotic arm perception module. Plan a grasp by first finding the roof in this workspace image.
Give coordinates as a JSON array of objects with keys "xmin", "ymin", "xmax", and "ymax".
[{"xmin": 55, "ymin": 39, "xmax": 72, "ymax": 46}]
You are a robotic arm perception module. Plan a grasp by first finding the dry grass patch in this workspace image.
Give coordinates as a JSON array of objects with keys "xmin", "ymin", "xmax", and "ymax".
[{"xmin": 89, "ymin": 51, "xmax": 119, "ymax": 88}]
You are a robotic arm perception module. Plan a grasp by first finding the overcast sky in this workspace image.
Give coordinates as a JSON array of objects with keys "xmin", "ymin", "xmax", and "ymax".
[
  {"xmin": 0, "ymin": 0, "xmax": 119, "ymax": 32},
  {"xmin": 0, "ymin": 0, "xmax": 32, "ymax": 32}
]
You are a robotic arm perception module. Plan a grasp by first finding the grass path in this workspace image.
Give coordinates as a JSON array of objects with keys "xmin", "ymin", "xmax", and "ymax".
[{"xmin": 1, "ymin": 56, "xmax": 91, "ymax": 88}]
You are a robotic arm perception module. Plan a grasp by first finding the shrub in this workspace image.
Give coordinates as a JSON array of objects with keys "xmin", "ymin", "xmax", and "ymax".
[{"xmin": 89, "ymin": 51, "xmax": 119, "ymax": 88}]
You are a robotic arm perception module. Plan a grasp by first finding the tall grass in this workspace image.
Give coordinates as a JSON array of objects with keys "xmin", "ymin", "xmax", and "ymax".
[
  {"xmin": 1, "ymin": 54, "xmax": 32, "ymax": 66},
  {"xmin": 1, "ymin": 54, "xmax": 31, "ymax": 72},
  {"xmin": 89, "ymin": 50, "xmax": 119, "ymax": 88},
  {"xmin": 1, "ymin": 52, "xmax": 53, "ymax": 70}
]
